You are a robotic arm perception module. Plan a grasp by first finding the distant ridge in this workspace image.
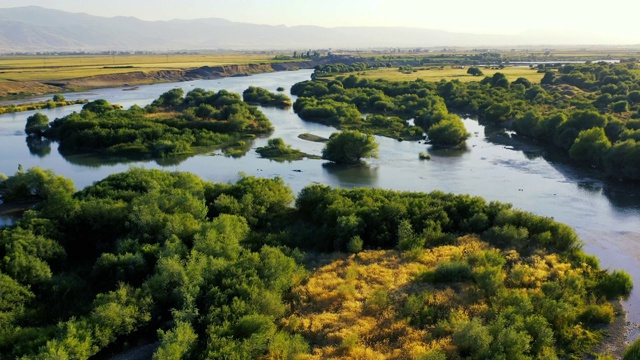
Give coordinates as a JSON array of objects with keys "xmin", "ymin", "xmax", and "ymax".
[{"xmin": 0, "ymin": 6, "xmax": 621, "ymax": 52}]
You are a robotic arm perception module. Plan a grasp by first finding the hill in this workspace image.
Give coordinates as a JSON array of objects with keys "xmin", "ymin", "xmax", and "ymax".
[{"xmin": 0, "ymin": 6, "xmax": 619, "ymax": 52}]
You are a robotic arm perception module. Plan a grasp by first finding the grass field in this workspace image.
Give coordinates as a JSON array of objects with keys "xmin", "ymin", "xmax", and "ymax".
[
  {"xmin": 0, "ymin": 53, "xmax": 299, "ymax": 82},
  {"xmin": 339, "ymin": 66, "xmax": 545, "ymax": 83}
]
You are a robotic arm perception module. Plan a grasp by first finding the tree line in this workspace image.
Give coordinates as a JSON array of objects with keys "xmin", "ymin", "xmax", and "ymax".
[{"xmin": 435, "ymin": 62, "xmax": 640, "ymax": 180}]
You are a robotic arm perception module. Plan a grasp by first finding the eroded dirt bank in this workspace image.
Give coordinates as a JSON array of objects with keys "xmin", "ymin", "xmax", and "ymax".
[{"xmin": 0, "ymin": 60, "xmax": 323, "ymax": 99}]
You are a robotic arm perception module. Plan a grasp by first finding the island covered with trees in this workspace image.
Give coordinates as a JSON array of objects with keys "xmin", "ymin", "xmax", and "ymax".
[
  {"xmin": 291, "ymin": 75, "xmax": 469, "ymax": 146},
  {"xmin": 242, "ymin": 86, "xmax": 292, "ymax": 108},
  {"xmin": 26, "ymin": 87, "xmax": 275, "ymax": 159},
  {"xmin": 0, "ymin": 166, "xmax": 633, "ymax": 359}
]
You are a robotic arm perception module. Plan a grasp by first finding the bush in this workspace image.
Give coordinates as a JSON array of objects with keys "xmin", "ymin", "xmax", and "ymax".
[
  {"xmin": 579, "ymin": 304, "xmax": 615, "ymax": 325},
  {"xmin": 452, "ymin": 318, "xmax": 493, "ymax": 358},
  {"xmin": 432, "ymin": 261, "xmax": 472, "ymax": 283},
  {"xmin": 364, "ymin": 287, "xmax": 390, "ymax": 314},
  {"xmin": 624, "ymin": 337, "xmax": 640, "ymax": 360},
  {"xmin": 597, "ymin": 270, "xmax": 633, "ymax": 299},
  {"xmin": 346, "ymin": 235, "xmax": 363, "ymax": 254}
]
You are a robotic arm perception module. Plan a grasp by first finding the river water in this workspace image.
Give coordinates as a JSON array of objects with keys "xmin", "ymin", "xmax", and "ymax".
[{"xmin": 1, "ymin": 69, "xmax": 640, "ymax": 338}]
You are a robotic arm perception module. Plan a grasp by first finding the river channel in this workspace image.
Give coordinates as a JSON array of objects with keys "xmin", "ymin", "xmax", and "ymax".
[{"xmin": 1, "ymin": 69, "xmax": 640, "ymax": 339}]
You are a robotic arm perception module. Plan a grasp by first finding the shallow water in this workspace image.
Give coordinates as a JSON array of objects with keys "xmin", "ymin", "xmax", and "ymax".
[{"xmin": 1, "ymin": 69, "xmax": 639, "ymax": 338}]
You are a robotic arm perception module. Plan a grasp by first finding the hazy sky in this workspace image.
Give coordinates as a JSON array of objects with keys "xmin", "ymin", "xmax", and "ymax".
[{"xmin": 1, "ymin": 0, "xmax": 639, "ymax": 43}]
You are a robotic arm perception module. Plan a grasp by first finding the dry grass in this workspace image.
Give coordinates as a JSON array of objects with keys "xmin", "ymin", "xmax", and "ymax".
[
  {"xmin": 285, "ymin": 234, "xmax": 619, "ymax": 359},
  {"xmin": 341, "ymin": 66, "xmax": 544, "ymax": 83},
  {"xmin": 0, "ymin": 54, "xmax": 297, "ymax": 82},
  {"xmin": 286, "ymin": 236, "xmax": 488, "ymax": 359}
]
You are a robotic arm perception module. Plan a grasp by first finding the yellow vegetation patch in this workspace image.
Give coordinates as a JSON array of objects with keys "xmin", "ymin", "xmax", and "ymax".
[
  {"xmin": 286, "ymin": 241, "xmax": 494, "ymax": 359},
  {"xmin": 287, "ymin": 234, "xmax": 617, "ymax": 359},
  {"xmin": 338, "ymin": 66, "xmax": 544, "ymax": 84}
]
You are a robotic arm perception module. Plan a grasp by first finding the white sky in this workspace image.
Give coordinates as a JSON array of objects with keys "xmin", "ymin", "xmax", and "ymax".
[{"xmin": 1, "ymin": 0, "xmax": 639, "ymax": 43}]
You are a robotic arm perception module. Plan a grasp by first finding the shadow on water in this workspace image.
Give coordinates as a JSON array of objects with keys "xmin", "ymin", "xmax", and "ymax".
[
  {"xmin": 427, "ymin": 143, "xmax": 469, "ymax": 157},
  {"xmin": 60, "ymin": 151, "xmax": 195, "ymax": 168},
  {"xmin": 26, "ymin": 137, "xmax": 52, "ymax": 158},
  {"xmin": 322, "ymin": 162, "xmax": 379, "ymax": 186},
  {"xmin": 58, "ymin": 146, "xmax": 247, "ymax": 168},
  {"xmin": 483, "ymin": 125, "xmax": 640, "ymax": 211}
]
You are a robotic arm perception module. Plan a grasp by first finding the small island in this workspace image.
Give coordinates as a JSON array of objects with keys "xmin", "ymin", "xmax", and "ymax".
[
  {"xmin": 29, "ymin": 87, "xmax": 273, "ymax": 159},
  {"xmin": 298, "ymin": 133, "xmax": 329, "ymax": 142},
  {"xmin": 256, "ymin": 137, "xmax": 320, "ymax": 161},
  {"xmin": 0, "ymin": 94, "xmax": 88, "ymax": 114},
  {"xmin": 242, "ymin": 86, "xmax": 292, "ymax": 108}
]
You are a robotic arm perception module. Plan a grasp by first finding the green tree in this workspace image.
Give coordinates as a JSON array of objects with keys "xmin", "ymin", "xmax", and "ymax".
[
  {"xmin": 83, "ymin": 99, "xmax": 116, "ymax": 114},
  {"xmin": 397, "ymin": 219, "xmax": 424, "ymax": 251},
  {"xmin": 467, "ymin": 67, "xmax": 484, "ymax": 76},
  {"xmin": 25, "ymin": 113, "xmax": 50, "ymax": 136},
  {"xmin": 322, "ymin": 130, "xmax": 379, "ymax": 164},
  {"xmin": 156, "ymin": 88, "xmax": 185, "ymax": 108},
  {"xmin": 52, "ymin": 94, "xmax": 66, "ymax": 102},
  {"xmin": 484, "ymin": 103, "xmax": 512, "ymax": 123},
  {"xmin": 427, "ymin": 116, "xmax": 469, "ymax": 146},
  {"xmin": 491, "ymin": 72, "xmax": 509, "ymax": 88},
  {"xmin": 513, "ymin": 77, "xmax": 533, "ymax": 88},
  {"xmin": 452, "ymin": 318, "xmax": 493, "ymax": 359},
  {"xmin": 611, "ymin": 100, "xmax": 629, "ymax": 113},
  {"xmin": 540, "ymin": 71, "xmax": 555, "ymax": 85},
  {"xmin": 628, "ymin": 90, "xmax": 640, "ymax": 104},
  {"xmin": 153, "ymin": 322, "xmax": 197, "ymax": 360},
  {"xmin": 569, "ymin": 127, "xmax": 611, "ymax": 165},
  {"xmin": 513, "ymin": 110, "xmax": 542, "ymax": 137}
]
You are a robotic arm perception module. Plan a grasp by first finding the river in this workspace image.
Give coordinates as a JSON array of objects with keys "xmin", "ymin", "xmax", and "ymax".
[{"xmin": 1, "ymin": 69, "xmax": 640, "ymax": 339}]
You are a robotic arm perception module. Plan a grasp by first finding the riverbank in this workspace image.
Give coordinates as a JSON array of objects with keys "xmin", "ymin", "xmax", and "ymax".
[{"xmin": 0, "ymin": 60, "xmax": 323, "ymax": 99}]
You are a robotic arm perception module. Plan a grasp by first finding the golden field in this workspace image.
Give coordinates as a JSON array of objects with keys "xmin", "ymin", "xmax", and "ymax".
[
  {"xmin": 338, "ymin": 66, "xmax": 545, "ymax": 83},
  {"xmin": 0, "ymin": 53, "xmax": 295, "ymax": 82}
]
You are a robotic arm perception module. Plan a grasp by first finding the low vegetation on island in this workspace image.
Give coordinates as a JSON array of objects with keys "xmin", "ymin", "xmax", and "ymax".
[
  {"xmin": 0, "ymin": 166, "xmax": 631, "ymax": 359},
  {"xmin": 298, "ymin": 133, "xmax": 329, "ymax": 143},
  {"xmin": 0, "ymin": 94, "xmax": 88, "ymax": 114},
  {"xmin": 255, "ymin": 137, "xmax": 320, "ymax": 161},
  {"xmin": 242, "ymin": 86, "xmax": 292, "ymax": 108},
  {"xmin": 26, "ymin": 87, "xmax": 273, "ymax": 159}
]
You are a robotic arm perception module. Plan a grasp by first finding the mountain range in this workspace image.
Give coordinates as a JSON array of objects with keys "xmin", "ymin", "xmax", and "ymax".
[{"xmin": 0, "ymin": 6, "xmax": 626, "ymax": 52}]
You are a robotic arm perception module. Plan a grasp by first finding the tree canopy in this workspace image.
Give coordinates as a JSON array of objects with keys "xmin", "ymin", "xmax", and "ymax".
[
  {"xmin": 467, "ymin": 66, "xmax": 484, "ymax": 76},
  {"xmin": 24, "ymin": 112, "xmax": 49, "ymax": 136},
  {"xmin": 0, "ymin": 167, "xmax": 631, "ymax": 359},
  {"xmin": 40, "ymin": 89, "xmax": 273, "ymax": 159},
  {"xmin": 322, "ymin": 130, "xmax": 379, "ymax": 164}
]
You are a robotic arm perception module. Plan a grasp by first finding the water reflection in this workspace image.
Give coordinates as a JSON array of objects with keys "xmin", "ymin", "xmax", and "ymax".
[
  {"xmin": 26, "ymin": 137, "xmax": 51, "ymax": 157},
  {"xmin": 479, "ymin": 121, "xmax": 640, "ymax": 210},
  {"xmin": 322, "ymin": 162, "xmax": 379, "ymax": 187},
  {"xmin": 0, "ymin": 215, "xmax": 15, "ymax": 228},
  {"xmin": 427, "ymin": 144, "xmax": 468, "ymax": 157},
  {"xmin": 603, "ymin": 183, "xmax": 640, "ymax": 210}
]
